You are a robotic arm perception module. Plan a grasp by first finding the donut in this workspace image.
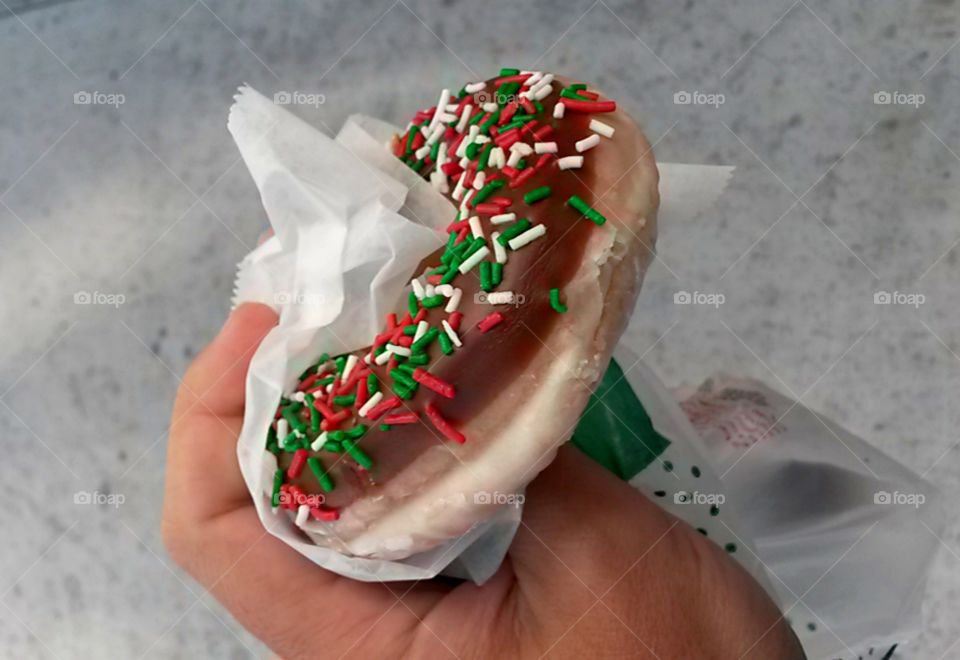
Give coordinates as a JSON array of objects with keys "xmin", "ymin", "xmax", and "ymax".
[{"xmin": 265, "ymin": 69, "xmax": 660, "ymax": 559}]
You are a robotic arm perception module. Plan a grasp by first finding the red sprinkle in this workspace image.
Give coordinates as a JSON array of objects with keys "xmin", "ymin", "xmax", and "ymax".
[
  {"xmin": 287, "ymin": 448, "xmax": 308, "ymax": 479},
  {"xmin": 310, "ymin": 506, "xmax": 340, "ymax": 522},
  {"xmin": 441, "ymin": 162, "xmax": 463, "ymax": 177},
  {"xmin": 413, "ymin": 308, "xmax": 428, "ymax": 324},
  {"xmin": 561, "ymin": 99, "xmax": 616, "ymax": 113},
  {"xmin": 355, "ymin": 376, "xmax": 369, "ymax": 410},
  {"xmin": 578, "ymin": 90, "xmax": 599, "ymax": 100},
  {"xmin": 386, "ymin": 312, "xmax": 398, "ymax": 330},
  {"xmin": 365, "ymin": 395, "xmax": 401, "ymax": 420},
  {"xmin": 426, "ymin": 274, "xmax": 443, "ymax": 285},
  {"xmin": 412, "ymin": 368, "xmax": 456, "ymax": 398},
  {"xmin": 425, "ymin": 402, "xmax": 466, "ymax": 444},
  {"xmin": 297, "ymin": 372, "xmax": 322, "ymax": 391},
  {"xmin": 490, "ymin": 196, "xmax": 512, "ymax": 208},
  {"xmin": 477, "ymin": 312, "xmax": 505, "ymax": 333},
  {"xmin": 313, "ymin": 399, "xmax": 337, "ymax": 420},
  {"xmin": 447, "ymin": 133, "xmax": 466, "ymax": 158},
  {"xmin": 535, "ymin": 154, "xmax": 554, "ymax": 170},
  {"xmin": 533, "ymin": 125, "xmax": 554, "ymax": 141},
  {"xmin": 509, "ymin": 168, "xmax": 537, "ymax": 189},
  {"xmin": 519, "ymin": 97, "xmax": 536, "ymax": 114},
  {"xmin": 474, "ymin": 203, "xmax": 502, "ymax": 215},
  {"xmin": 454, "ymin": 227, "xmax": 470, "ymax": 245},
  {"xmin": 382, "ymin": 411, "xmax": 419, "ymax": 425},
  {"xmin": 448, "ymin": 311, "xmax": 464, "ymax": 331}
]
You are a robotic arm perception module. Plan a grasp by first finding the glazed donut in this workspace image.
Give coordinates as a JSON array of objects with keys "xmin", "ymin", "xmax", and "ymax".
[{"xmin": 266, "ymin": 69, "xmax": 659, "ymax": 560}]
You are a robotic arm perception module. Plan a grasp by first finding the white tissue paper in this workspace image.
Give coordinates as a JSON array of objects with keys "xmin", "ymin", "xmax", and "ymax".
[{"xmin": 229, "ymin": 86, "xmax": 940, "ymax": 658}]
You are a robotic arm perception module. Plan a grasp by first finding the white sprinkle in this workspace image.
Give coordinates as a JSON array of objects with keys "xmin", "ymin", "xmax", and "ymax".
[
  {"xmin": 445, "ymin": 287, "xmax": 462, "ymax": 313},
  {"xmin": 490, "ymin": 212, "xmax": 516, "ymax": 225},
  {"xmin": 468, "ymin": 124, "xmax": 480, "ymax": 139},
  {"xmin": 436, "ymin": 284, "xmax": 454, "ymax": 297},
  {"xmin": 576, "ymin": 134, "xmax": 601, "ymax": 152},
  {"xmin": 460, "ymin": 188, "xmax": 475, "ymax": 211},
  {"xmin": 474, "ymin": 135, "xmax": 491, "ymax": 144},
  {"xmin": 438, "ymin": 112, "xmax": 457, "ymax": 123},
  {"xmin": 456, "ymin": 136, "xmax": 471, "ymax": 159},
  {"xmin": 482, "ymin": 102, "xmax": 498, "ymax": 113},
  {"xmin": 375, "ymin": 350, "xmax": 392, "ymax": 366},
  {"xmin": 424, "ymin": 283, "xmax": 435, "ymax": 298},
  {"xmin": 442, "ymin": 320, "xmax": 462, "ymax": 347},
  {"xmin": 458, "ymin": 246, "xmax": 490, "ymax": 274},
  {"xmin": 508, "ymin": 224, "xmax": 547, "ymax": 250},
  {"xmin": 446, "ymin": 103, "xmax": 460, "ymax": 112},
  {"xmin": 458, "ymin": 156, "xmax": 471, "ymax": 169},
  {"xmin": 341, "ymin": 354, "xmax": 358, "ymax": 382},
  {"xmin": 472, "ymin": 171, "xmax": 486, "ymax": 190},
  {"xmin": 558, "ymin": 155, "xmax": 584, "ymax": 170},
  {"xmin": 534, "ymin": 141, "xmax": 557, "ymax": 154},
  {"xmin": 513, "ymin": 142, "xmax": 533, "ymax": 156},
  {"xmin": 429, "ymin": 89, "xmax": 451, "ymax": 131},
  {"xmin": 468, "ymin": 215, "xmax": 484, "ymax": 239},
  {"xmin": 414, "ymin": 145, "xmax": 431, "ymax": 159},
  {"xmin": 492, "ymin": 232, "xmax": 508, "ymax": 264},
  {"xmin": 413, "ymin": 320, "xmax": 428, "ymax": 343},
  {"xmin": 553, "ymin": 102, "xmax": 565, "ymax": 119},
  {"xmin": 386, "ymin": 344, "xmax": 411, "ymax": 357},
  {"xmin": 486, "ymin": 291, "xmax": 516, "ymax": 305},
  {"xmin": 363, "ymin": 353, "xmax": 373, "ymax": 364},
  {"xmin": 430, "ymin": 170, "xmax": 449, "ymax": 193},
  {"xmin": 326, "ymin": 382, "xmax": 335, "ymax": 393},
  {"xmin": 525, "ymin": 71, "xmax": 543, "ymax": 86},
  {"xmin": 590, "ymin": 119, "xmax": 615, "ymax": 137},
  {"xmin": 276, "ymin": 419, "xmax": 289, "ymax": 444},
  {"xmin": 311, "ymin": 431, "xmax": 328, "ymax": 452},
  {"xmin": 291, "ymin": 391, "xmax": 306, "ymax": 403},
  {"xmin": 525, "ymin": 73, "xmax": 554, "ymax": 98},
  {"xmin": 358, "ymin": 391, "xmax": 383, "ymax": 418},
  {"xmin": 464, "ymin": 81, "xmax": 486, "ymax": 94},
  {"xmin": 531, "ymin": 84, "xmax": 553, "ymax": 101},
  {"xmin": 456, "ymin": 105, "xmax": 473, "ymax": 133},
  {"xmin": 452, "ymin": 171, "xmax": 467, "ymax": 200},
  {"xmin": 411, "ymin": 278, "xmax": 425, "ymax": 299},
  {"xmin": 506, "ymin": 148, "xmax": 523, "ymax": 168},
  {"xmin": 491, "ymin": 146, "xmax": 506, "ymax": 168},
  {"xmin": 296, "ymin": 505, "xmax": 310, "ymax": 527},
  {"xmin": 426, "ymin": 124, "xmax": 445, "ymax": 145}
]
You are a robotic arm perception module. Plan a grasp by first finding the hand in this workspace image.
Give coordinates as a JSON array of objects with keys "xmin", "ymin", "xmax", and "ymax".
[{"xmin": 162, "ymin": 303, "xmax": 804, "ymax": 659}]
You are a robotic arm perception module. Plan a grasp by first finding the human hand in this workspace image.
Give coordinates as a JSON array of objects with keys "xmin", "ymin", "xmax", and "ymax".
[{"xmin": 162, "ymin": 303, "xmax": 804, "ymax": 659}]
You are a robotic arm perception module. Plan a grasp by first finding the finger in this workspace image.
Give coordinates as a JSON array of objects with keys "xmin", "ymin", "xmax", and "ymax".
[{"xmin": 165, "ymin": 303, "xmax": 278, "ymax": 522}]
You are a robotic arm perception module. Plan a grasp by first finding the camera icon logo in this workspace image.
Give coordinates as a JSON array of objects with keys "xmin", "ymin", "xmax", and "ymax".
[
  {"xmin": 274, "ymin": 91, "xmax": 292, "ymax": 105},
  {"xmin": 673, "ymin": 490, "xmax": 692, "ymax": 504},
  {"xmin": 873, "ymin": 291, "xmax": 891, "ymax": 305},
  {"xmin": 474, "ymin": 292, "xmax": 489, "ymax": 305},
  {"xmin": 874, "ymin": 490, "xmax": 892, "ymax": 504},
  {"xmin": 474, "ymin": 491, "xmax": 492, "ymax": 504},
  {"xmin": 74, "ymin": 490, "xmax": 92, "ymax": 504},
  {"xmin": 674, "ymin": 290, "xmax": 692, "ymax": 305},
  {"xmin": 74, "ymin": 91, "xmax": 92, "ymax": 105},
  {"xmin": 74, "ymin": 290, "xmax": 91, "ymax": 304},
  {"xmin": 873, "ymin": 91, "xmax": 892, "ymax": 105},
  {"xmin": 673, "ymin": 91, "xmax": 692, "ymax": 105},
  {"xmin": 274, "ymin": 291, "xmax": 292, "ymax": 305}
]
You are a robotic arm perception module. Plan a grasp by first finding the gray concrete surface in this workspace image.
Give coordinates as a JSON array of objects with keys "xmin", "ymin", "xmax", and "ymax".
[{"xmin": 1, "ymin": 0, "xmax": 958, "ymax": 657}]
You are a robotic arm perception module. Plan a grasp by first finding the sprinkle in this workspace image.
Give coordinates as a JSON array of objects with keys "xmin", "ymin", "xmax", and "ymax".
[
  {"xmin": 382, "ymin": 411, "xmax": 419, "ymax": 425},
  {"xmin": 490, "ymin": 212, "xmax": 516, "ymax": 225},
  {"xmin": 479, "ymin": 261, "xmax": 493, "ymax": 291},
  {"xmin": 448, "ymin": 311, "xmax": 464, "ymax": 331},
  {"xmin": 271, "ymin": 469, "xmax": 283, "ymax": 508},
  {"xmin": 442, "ymin": 320, "xmax": 462, "ymax": 347},
  {"xmin": 413, "ymin": 320, "xmax": 429, "ymax": 343},
  {"xmin": 491, "ymin": 233, "xmax": 508, "ymax": 264},
  {"xmin": 497, "ymin": 218, "xmax": 531, "ymax": 245},
  {"xmin": 435, "ymin": 284, "xmax": 454, "ymax": 297},
  {"xmin": 311, "ymin": 507, "xmax": 339, "ymax": 522},
  {"xmin": 410, "ymin": 326, "xmax": 439, "ymax": 353},
  {"xmin": 566, "ymin": 195, "xmax": 607, "ymax": 225},
  {"xmin": 386, "ymin": 344, "xmax": 412, "ymax": 357},
  {"xmin": 589, "ymin": 119, "xmax": 615, "ymax": 137},
  {"xmin": 296, "ymin": 504, "xmax": 310, "ymax": 527},
  {"xmin": 333, "ymin": 394, "xmax": 355, "ymax": 407},
  {"xmin": 575, "ymin": 134, "xmax": 601, "ymax": 152},
  {"xmin": 559, "ymin": 99, "xmax": 616, "ymax": 113},
  {"xmin": 374, "ymin": 350, "xmax": 392, "ymax": 366},
  {"xmin": 553, "ymin": 102, "xmax": 565, "ymax": 119},
  {"xmin": 410, "ymin": 278, "xmax": 425, "ymax": 299},
  {"xmin": 445, "ymin": 287, "xmax": 463, "ymax": 313},
  {"xmin": 472, "ymin": 171, "xmax": 486, "ymax": 190},
  {"xmin": 477, "ymin": 311, "xmax": 505, "ymax": 333},
  {"xmin": 534, "ymin": 141, "xmax": 557, "ymax": 154},
  {"xmin": 342, "ymin": 439, "xmax": 373, "ymax": 469},
  {"xmin": 291, "ymin": 391, "xmax": 306, "ymax": 403},
  {"xmin": 412, "ymin": 368, "xmax": 456, "ymax": 398},
  {"xmin": 458, "ymin": 245, "xmax": 490, "ymax": 274},
  {"xmin": 550, "ymin": 287, "xmax": 568, "ymax": 313},
  {"xmin": 310, "ymin": 431, "xmax": 329, "ymax": 452},
  {"xmin": 307, "ymin": 456, "xmax": 335, "ymax": 492},
  {"xmin": 508, "ymin": 224, "xmax": 547, "ymax": 250},
  {"xmin": 468, "ymin": 215, "xmax": 484, "ymax": 239},
  {"xmin": 438, "ymin": 332, "xmax": 454, "ymax": 355},
  {"xmin": 523, "ymin": 186, "xmax": 551, "ymax": 204},
  {"xmin": 491, "ymin": 262, "xmax": 503, "ymax": 285},
  {"xmin": 557, "ymin": 156, "xmax": 583, "ymax": 170},
  {"xmin": 341, "ymin": 354, "xmax": 359, "ymax": 383},
  {"xmin": 421, "ymin": 294, "xmax": 445, "ymax": 308},
  {"xmin": 425, "ymin": 402, "xmax": 466, "ymax": 444},
  {"xmin": 276, "ymin": 418, "xmax": 289, "ymax": 444},
  {"xmin": 464, "ymin": 81, "xmax": 486, "ymax": 94},
  {"xmin": 365, "ymin": 395, "xmax": 401, "ymax": 420},
  {"xmin": 287, "ymin": 448, "xmax": 308, "ymax": 479}
]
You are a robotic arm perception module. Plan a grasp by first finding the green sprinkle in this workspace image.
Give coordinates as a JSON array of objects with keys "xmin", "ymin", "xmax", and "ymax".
[
  {"xmin": 271, "ymin": 469, "xmax": 283, "ymax": 507},
  {"xmin": 549, "ymin": 288, "xmax": 568, "ymax": 313},
  {"xmin": 282, "ymin": 430, "xmax": 301, "ymax": 450},
  {"xmin": 472, "ymin": 179, "xmax": 505, "ymax": 206},
  {"xmin": 570, "ymin": 83, "xmax": 587, "ymax": 91},
  {"xmin": 524, "ymin": 186, "xmax": 551, "ymax": 204},
  {"xmin": 479, "ymin": 109, "xmax": 500, "ymax": 134},
  {"xmin": 344, "ymin": 424, "xmax": 367, "ymax": 439},
  {"xmin": 367, "ymin": 373, "xmax": 379, "ymax": 394},
  {"xmin": 466, "ymin": 141, "xmax": 480, "ymax": 160},
  {"xmin": 462, "ymin": 237, "xmax": 488, "ymax": 260},
  {"xmin": 405, "ymin": 126, "xmax": 417, "ymax": 153},
  {"xmin": 323, "ymin": 441, "xmax": 343, "ymax": 453},
  {"xmin": 421, "ymin": 294, "xmax": 445, "ymax": 309},
  {"xmin": 439, "ymin": 332, "xmax": 454, "ymax": 355},
  {"xmin": 516, "ymin": 158, "xmax": 527, "ymax": 170},
  {"xmin": 410, "ymin": 159, "xmax": 425, "ymax": 173},
  {"xmin": 306, "ymin": 395, "xmax": 321, "ymax": 433},
  {"xmin": 477, "ymin": 143, "xmax": 493, "ymax": 171},
  {"xmin": 440, "ymin": 263, "xmax": 460, "ymax": 285},
  {"xmin": 333, "ymin": 394, "xmax": 356, "ymax": 407},
  {"xmin": 411, "ymin": 326, "xmax": 439, "ymax": 353},
  {"xmin": 394, "ymin": 384, "xmax": 416, "ymax": 400},
  {"xmin": 408, "ymin": 352, "xmax": 429, "ymax": 365},
  {"xmin": 479, "ymin": 261, "xmax": 493, "ymax": 292},
  {"xmin": 307, "ymin": 457, "xmax": 334, "ymax": 492},
  {"xmin": 343, "ymin": 439, "xmax": 373, "ymax": 469},
  {"xmin": 533, "ymin": 99, "xmax": 544, "ymax": 114},
  {"xmin": 566, "ymin": 195, "xmax": 607, "ymax": 225},
  {"xmin": 499, "ymin": 67, "xmax": 520, "ymax": 76},
  {"xmin": 317, "ymin": 375, "xmax": 335, "ymax": 387},
  {"xmin": 491, "ymin": 262, "xmax": 503, "ymax": 286},
  {"xmin": 396, "ymin": 363, "xmax": 416, "ymax": 376},
  {"xmin": 560, "ymin": 88, "xmax": 590, "ymax": 101},
  {"xmin": 391, "ymin": 368, "xmax": 417, "ymax": 388},
  {"xmin": 468, "ymin": 110, "xmax": 485, "ymax": 126},
  {"xmin": 403, "ymin": 324, "xmax": 418, "ymax": 336},
  {"xmin": 429, "ymin": 139, "xmax": 441, "ymax": 162},
  {"xmin": 408, "ymin": 291, "xmax": 419, "ymax": 315},
  {"xmin": 497, "ymin": 219, "xmax": 531, "ymax": 245},
  {"xmin": 334, "ymin": 355, "xmax": 347, "ymax": 375},
  {"xmin": 429, "ymin": 265, "xmax": 448, "ymax": 275},
  {"xmin": 282, "ymin": 406, "xmax": 306, "ymax": 432},
  {"xmin": 379, "ymin": 423, "xmax": 392, "ymax": 432}
]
